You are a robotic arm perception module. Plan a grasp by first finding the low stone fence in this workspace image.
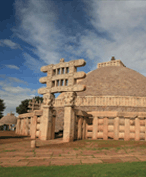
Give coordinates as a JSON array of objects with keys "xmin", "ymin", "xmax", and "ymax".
[
  {"xmin": 74, "ymin": 110, "xmax": 92, "ymax": 140},
  {"xmin": 16, "ymin": 110, "xmax": 146, "ymax": 142},
  {"xmin": 15, "ymin": 110, "xmax": 43, "ymax": 138},
  {"xmin": 86, "ymin": 111, "xmax": 146, "ymax": 141}
]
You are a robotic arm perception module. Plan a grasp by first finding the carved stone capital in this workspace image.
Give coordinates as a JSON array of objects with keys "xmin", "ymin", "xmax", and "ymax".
[
  {"xmin": 64, "ymin": 92, "xmax": 77, "ymax": 107},
  {"xmin": 43, "ymin": 93, "xmax": 55, "ymax": 107}
]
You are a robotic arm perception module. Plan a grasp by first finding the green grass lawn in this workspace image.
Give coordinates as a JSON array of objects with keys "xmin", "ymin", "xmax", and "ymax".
[{"xmin": 1, "ymin": 161, "xmax": 146, "ymax": 177}]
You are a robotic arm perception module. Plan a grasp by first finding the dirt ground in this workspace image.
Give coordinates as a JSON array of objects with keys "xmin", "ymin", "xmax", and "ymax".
[
  {"xmin": 0, "ymin": 131, "xmax": 146, "ymax": 167},
  {"xmin": 0, "ymin": 131, "xmax": 31, "ymax": 144},
  {"xmin": 1, "ymin": 130, "xmax": 146, "ymax": 148}
]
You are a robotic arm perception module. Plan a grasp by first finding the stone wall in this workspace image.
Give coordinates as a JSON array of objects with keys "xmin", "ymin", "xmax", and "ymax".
[
  {"xmin": 53, "ymin": 96, "xmax": 146, "ymax": 132},
  {"xmin": 54, "ymin": 106, "xmax": 146, "ymax": 133},
  {"xmin": 55, "ymin": 96, "xmax": 146, "ymax": 108}
]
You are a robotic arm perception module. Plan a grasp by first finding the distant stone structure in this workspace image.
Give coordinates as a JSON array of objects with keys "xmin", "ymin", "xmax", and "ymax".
[
  {"xmin": 27, "ymin": 99, "xmax": 41, "ymax": 113},
  {"xmin": 16, "ymin": 57, "xmax": 146, "ymax": 142}
]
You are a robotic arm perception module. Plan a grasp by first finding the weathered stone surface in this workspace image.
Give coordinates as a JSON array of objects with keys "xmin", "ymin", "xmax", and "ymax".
[
  {"xmin": 38, "ymin": 58, "xmax": 86, "ymax": 95},
  {"xmin": 16, "ymin": 57, "xmax": 146, "ymax": 143}
]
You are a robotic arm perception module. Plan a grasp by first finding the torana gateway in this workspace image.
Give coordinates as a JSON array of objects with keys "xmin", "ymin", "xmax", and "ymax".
[{"xmin": 16, "ymin": 57, "xmax": 146, "ymax": 142}]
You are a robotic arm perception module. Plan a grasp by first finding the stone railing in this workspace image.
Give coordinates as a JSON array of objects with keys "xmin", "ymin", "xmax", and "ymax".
[
  {"xmin": 86, "ymin": 111, "xmax": 146, "ymax": 141},
  {"xmin": 15, "ymin": 110, "xmax": 43, "ymax": 138},
  {"xmin": 74, "ymin": 110, "xmax": 92, "ymax": 140},
  {"xmin": 54, "ymin": 96, "xmax": 146, "ymax": 108},
  {"xmin": 97, "ymin": 59, "xmax": 125, "ymax": 68}
]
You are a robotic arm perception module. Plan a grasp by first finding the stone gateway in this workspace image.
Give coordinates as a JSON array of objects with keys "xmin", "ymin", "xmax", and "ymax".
[{"xmin": 16, "ymin": 57, "xmax": 146, "ymax": 142}]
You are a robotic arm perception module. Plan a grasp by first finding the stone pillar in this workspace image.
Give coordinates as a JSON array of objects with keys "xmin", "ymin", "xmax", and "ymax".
[
  {"xmin": 63, "ymin": 92, "xmax": 76, "ymax": 142},
  {"xmin": 77, "ymin": 116, "xmax": 83, "ymax": 140},
  {"xmin": 23, "ymin": 118, "xmax": 27, "ymax": 135},
  {"xmin": 71, "ymin": 109, "xmax": 76, "ymax": 141},
  {"xmin": 85, "ymin": 120, "xmax": 89, "ymax": 139},
  {"xmin": 21, "ymin": 119, "xmax": 24, "ymax": 134},
  {"xmin": 25, "ymin": 118, "xmax": 29, "ymax": 136},
  {"xmin": 23, "ymin": 119, "xmax": 27, "ymax": 135},
  {"xmin": 124, "ymin": 118, "xmax": 130, "ymax": 141},
  {"xmin": 74, "ymin": 115, "xmax": 78, "ymax": 140},
  {"xmin": 82, "ymin": 118, "xmax": 86, "ymax": 140},
  {"xmin": 19, "ymin": 120, "xmax": 21, "ymax": 134},
  {"xmin": 31, "ymin": 115, "xmax": 37, "ymax": 139},
  {"xmin": 17, "ymin": 119, "xmax": 21, "ymax": 134},
  {"xmin": 20, "ymin": 119, "xmax": 24, "ymax": 135},
  {"xmin": 114, "ymin": 117, "xmax": 119, "ymax": 140},
  {"xmin": 16, "ymin": 118, "xmax": 20, "ymax": 134},
  {"xmin": 30, "ymin": 117, "xmax": 33, "ymax": 136},
  {"xmin": 92, "ymin": 116, "xmax": 98, "ymax": 140},
  {"xmin": 39, "ymin": 106, "xmax": 53, "ymax": 140},
  {"xmin": 103, "ymin": 117, "xmax": 108, "ymax": 140},
  {"xmin": 24, "ymin": 118, "xmax": 27, "ymax": 135},
  {"xmin": 39, "ymin": 93, "xmax": 55, "ymax": 140},
  {"xmin": 135, "ymin": 117, "xmax": 140, "ymax": 141}
]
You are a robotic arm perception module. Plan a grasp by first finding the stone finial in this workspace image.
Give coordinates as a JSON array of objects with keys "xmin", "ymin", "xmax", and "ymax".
[
  {"xmin": 27, "ymin": 98, "xmax": 41, "ymax": 112},
  {"xmin": 111, "ymin": 56, "xmax": 115, "ymax": 61},
  {"xmin": 60, "ymin": 58, "xmax": 64, "ymax": 62}
]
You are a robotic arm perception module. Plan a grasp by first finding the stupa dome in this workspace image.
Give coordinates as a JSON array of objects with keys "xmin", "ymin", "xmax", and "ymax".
[
  {"xmin": 77, "ymin": 65, "xmax": 146, "ymax": 97},
  {"xmin": 57, "ymin": 57, "xmax": 146, "ymax": 98}
]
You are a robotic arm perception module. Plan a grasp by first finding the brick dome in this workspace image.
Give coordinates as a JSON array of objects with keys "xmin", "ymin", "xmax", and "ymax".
[{"xmin": 77, "ymin": 66, "xmax": 146, "ymax": 97}]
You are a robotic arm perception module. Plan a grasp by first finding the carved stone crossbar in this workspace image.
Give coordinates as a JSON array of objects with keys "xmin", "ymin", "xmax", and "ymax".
[
  {"xmin": 27, "ymin": 99, "xmax": 41, "ymax": 113},
  {"xmin": 38, "ymin": 58, "xmax": 86, "ymax": 94}
]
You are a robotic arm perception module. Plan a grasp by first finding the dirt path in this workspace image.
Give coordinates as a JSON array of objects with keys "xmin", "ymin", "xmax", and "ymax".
[{"xmin": 0, "ymin": 131, "xmax": 146, "ymax": 167}]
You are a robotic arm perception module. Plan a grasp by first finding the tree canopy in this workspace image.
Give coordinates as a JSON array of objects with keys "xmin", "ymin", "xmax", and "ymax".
[
  {"xmin": 0, "ymin": 98, "xmax": 6, "ymax": 119},
  {"xmin": 16, "ymin": 96, "xmax": 43, "ymax": 114}
]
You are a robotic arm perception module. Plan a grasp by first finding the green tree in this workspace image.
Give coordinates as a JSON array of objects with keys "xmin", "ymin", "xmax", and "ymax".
[
  {"xmin": 34, "ymin": 96, "xmax": 43, "ymax": 103},
  {"xmin": 0, "ymin": 98, "xmax": 6, "ymax": 119},
  {"xmin": 16, "ymin": 96, "xmax": 43, "ymax": 114}
]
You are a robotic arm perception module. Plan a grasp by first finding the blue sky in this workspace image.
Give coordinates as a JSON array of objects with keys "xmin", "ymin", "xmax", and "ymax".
[{"xmin": 1, "ymin": 0, "xmax": 146, "ymax": 116}]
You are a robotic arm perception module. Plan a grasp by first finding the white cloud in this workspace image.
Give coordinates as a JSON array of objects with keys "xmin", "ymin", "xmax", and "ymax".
[
  {"xmin": 7, "ymin": 77, "xmax": 28, "ymax": 85},
  {"xmin": 0, "ymin": 90, "xmax": 36, "ymax": 117},
  {"xmin": 3, "ymin": 86, "xmax": 35, "ymax": 94},
  {"xmin": 0, "ymin": 76, "xmax": 27, "ymax": 85},
  {"xmin": 5, "ymin": 65, "xmax": 19, "ymax": 70},
  {"xmin": 13, "ymin": 0, "xmax": 146, "ymax": 74},
  {"xmin": 0, "ymin": 39, "xmax": 21, "ymax": 49},
  {"xmin": 14, "ymin": 0, "xmax": 63, "ymax": 65},
  {"xmin": 0, "ymin": 75, "xmax": 35, "ymax": 116},
  {"xmin": 0, "ymin": 86, "xmax": 37, "ymax": 116},
  {"xmin": 14, "ymin": 0, "xmax": 97, "ymax": 71},
  {"xmin": 82, "ymin": 0, "xmax": 146, "ymax": 72}
]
